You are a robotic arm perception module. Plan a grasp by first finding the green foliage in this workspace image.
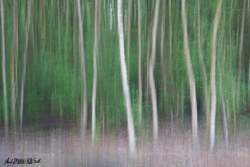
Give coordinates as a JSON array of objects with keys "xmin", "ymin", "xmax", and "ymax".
[{"xmin": 0, "ymin": 0, "xmax": 249, "ymax": 138}]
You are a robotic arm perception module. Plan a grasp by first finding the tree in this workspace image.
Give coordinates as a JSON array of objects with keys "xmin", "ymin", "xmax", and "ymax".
[
  {"xmin": 11, "ymin": 0, "xmax": 17, "ymax": 129},
  {"xmin": 197, "ymin": 0, "xmax": 210, "ymax": 133},
  {"xmin": 117, "ymin": 0, "xmax": 136, "ymax": 154},
  {"xmin": 181, "ymin": 0, "xmax": 198, "ymax": 141},
  {"xmin": 92, "ymin": 0, "xmax": 99, "ymax": 143},
  {"xmin": 149, "ymin": 0, "xmax": 160, "ymax": 143},
  {"xmin": 126, "ymin": 0, "xmax": 132, "ymax": 82},
  {"xmin": 1, "ymin": 0, "xmax": 8, "ymax": 129},
  {"xmin": 210, "ymin": 0, "xmax": 222, "ymax": 153},
  {"xmin": 138, "ymin": 0, "xmax": 142, "ymax": 128},
  {"xmin": 20, "ymin": 0, "xmax": 31, "ymax": 128},
  {"xmin": 77, "ymin": 0, "xmax": 88, "ymax": 133},
  {"xmin": 160, "ymin": 0, "xmax": 167, "ymax": 116}
]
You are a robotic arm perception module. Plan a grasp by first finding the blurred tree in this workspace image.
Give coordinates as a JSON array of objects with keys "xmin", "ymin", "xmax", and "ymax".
[
  {"xmin": 181, "ymin": 0, "xmax": 198, "ymax": 141},
  {"xmin": 20, "ymin": 0, "xmax": 31, "ymax": 129},
  {"xmin": 149, "ymin": 0, "xmax": 160, "ymax": 143},
  {"xmin": 1, "ymin": 0, "xmax": 8, "ymax": 130},
  {"xmin": 117, "ymin": 0, "xmax": 136, "ymax": 155},
  {"xmin": 77, "ymin": 0, "xmax": 88, "ymax": 134},
  {"xmin": 210, "ymin": 0, "xmax": 222, "ymax": 153}
]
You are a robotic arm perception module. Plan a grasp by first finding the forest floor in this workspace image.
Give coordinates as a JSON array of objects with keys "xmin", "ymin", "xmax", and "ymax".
[{"xmin": 0, "ymin": 123, "xmax": 250, "ymax": 167}]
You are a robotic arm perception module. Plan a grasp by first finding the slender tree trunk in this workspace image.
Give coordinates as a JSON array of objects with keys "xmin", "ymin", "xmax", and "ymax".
[
  {"xmin": 117, "ymin": 0, "xmax": 136, "ymax": 155},
  {"xmin": 210, "ymin": 0, "xmax": 222, "ymax": 153},
  {"xmin": 219, "ymin": 71, "xmax": 228, "ymax": 150},
  {"xmin": 65, "ymin": 0, "xmax": 69, "ymax": 69},
  {"xmin": 160, "ymin": 0, "xmax": 167, "ymax": 115},
  {"xmin": 92, "ymin": 0, "xmax": 99, "ymax": 144},
  {"xmin": 149, "ymin": 0, "xmax": 160, "ymax": 143},
  {"xmin": 237, "ymin": 0, "xmax": 246, "ymax": 92},
  {"xmin": 77, "ymin": 0, "xmax": 88, "ymax": 133},
  {"xmin": 248, "ymin": 0, "xmax": 250, "ymax": 106},
  {"xmin": 197, "ymin": 0, "xmax": 210, "ymax": 133},
  {"xmin": 181, "ymin": 0, "xmax": 198, "ymax": 141},
  {"xmin": 127, "ymin": 0, "xmax": 132, "ymax": 82},
  {"xmin": 11, "ymin": 0, "xmax": 17, "ymax": 129},
  {"xmin": 138, "ymin": 0, "xmax": 142, "ymax": 127},
  {"xmin": 1, "ymin": 0, "xmax": 8, "ymax": 130},
  {"xmin": 58, "ymin": 0, "xmax": 63, "ymax": 121},
  {"xmin": 20, "ymin": 0, "xmax": 31, "ymax": 129}
]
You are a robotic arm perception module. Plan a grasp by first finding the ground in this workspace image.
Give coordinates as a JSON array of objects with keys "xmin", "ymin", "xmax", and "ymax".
[{"xmin": 0, "ymin": 124, "xmax": 249, "ymax": 167}]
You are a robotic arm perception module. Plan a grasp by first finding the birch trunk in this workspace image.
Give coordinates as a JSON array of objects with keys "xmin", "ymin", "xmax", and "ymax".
[
  {"xmin": 160, "ymin": 0, "xmax": 167, "ymax": 115},
  {"xmin": 237, "ymin": 0, "xmax": 246, "ymax": 93},
  {"xmin": 77, "ymin": 0, "xmax": 88, "ymax": 133},
  {"xmin": 138, "ymin": 0, "xmax": 142, "ymax": 127},
  {"xmin": 1, "ymin": 0, "xmax": 8, "ymax": 129},
  {"xmin": 11, "ymin": 0, "xmax": 17, "ymax": 129},
  {"xmin": 20, "ymin": 0, "xmax": 31, "ymax": 128},
  {"xmin": 92, "ymin": 0, "xmax": 99, "ymax": 143},
  {"xmin": 219, "ymin": 71, "xmax": 229, "ymax": 150},
  {"xmin": 127, "ymin": 0, "xmax": 132, "ymax": 82},
  {"xmin": 210, "ymin": 0, "xmax": 222, "ymax": 153},
  {"xmin": 117, "ymin": 0, "xmax": 136, "ymax": 155},
  {"xmin": 197, "ymin": 0, "xmax": 210, "ymax": 133},
  {"xmin": 181, "ymin": 0, "xmax": 198, "ymax": 141},
  {"xmin": 149, "ymin": 0, "xmax": 160, "ymax": 143}
]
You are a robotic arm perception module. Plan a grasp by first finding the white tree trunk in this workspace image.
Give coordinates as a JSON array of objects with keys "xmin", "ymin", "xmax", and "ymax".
[
  {"xmin": 77, "ymin": 0, "xmax": 88, "ymax": 133},
  {"xmin": 138, "ymin": 0, "xmax": 142, "ymax": 127},
  {"xmin": 1, "ymin": 0, "xmax": 8, "ymax": 129},
  {"xmin": 92, "ymin": 0, "xmax": 99, "ymax": 143},
  {"xmin": 117, "ymin": 0, "xmax": 136, "ymax": 155},
  {"xmin": 161, "ymin": 0, "xmax": 167, "ymax": 115},
  {"xmin": 181, "ymin": 0, "xmax": 198, "ymax": 141},
  {"xmin": 20, "ymin": 0, "xmax": 31, "ymax": 129},
  {"xmin": 210, "ymin": 0, "xmax": 222, "ymax": 153},
  {"xmin": 220, "ymin": 71, "xmax": 228, "ymax": 150},
  {"xmin": 149, "ymin": 0, "xmax": 160, "ymax": 143}
]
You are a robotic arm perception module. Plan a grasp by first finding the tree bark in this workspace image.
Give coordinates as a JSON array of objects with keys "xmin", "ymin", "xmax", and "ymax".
[
  {"xmin": 20, "ymin": 0, "xmax": 31, "ymax": 128},
  {"xmin": 149, "ymin": 0, "xmax": 160, "ymax": 143},
  {"xmin": 160, "ymin": 0, "xmax": 167, "ymax": 115},
  {"xmin": 237, "ymin": 0, "xmax": 246, "ymax": 91},
  {"xmin": 1, "ymin": 0, "xmax": 8, "ymax": 129},
  {"xmin": 181, "ymin": 0, "xmax": 198, "ymax": 141},
  {"xmin": 117, "ymin": 0, "xmax": 136, "ymax": 155},
  {"xmin": 126, "ymin": 0, "xmax": 132, "ymax": 82},
  {"xmin": 92, "ymin": 0, "xmax": 99, "ymax": 143},
  {"xmin": 11, "ymin": 0, "xmax": 17, "ymax": 129},
  {"xmin": 77, "ymin": 0, "xmax": 88, "ymax": 133},
  {"xmin": 219, "ymin": 71, "xmax": 229, "ymax": 150},
  {"xmin": 138, "ymin": 0, "xmax": 142, "ymax": 127},
  {"xmin": 197, "ymin": 0, "xmax": 210, "ymax": 133},
  {"xmin": 210, "ymin": 0, "xmax": 222, "ymax": 153}
]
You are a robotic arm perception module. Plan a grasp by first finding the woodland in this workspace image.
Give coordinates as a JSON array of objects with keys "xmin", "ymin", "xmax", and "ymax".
[{"xmin": 0, "ymin": 0, "xmax": 250, "ymax": 166}]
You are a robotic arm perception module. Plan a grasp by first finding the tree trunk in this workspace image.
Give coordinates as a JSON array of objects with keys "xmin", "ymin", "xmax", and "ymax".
[
  {"xmin": 92, "ymin": 0, "xmax": 99, "ymax": 144},
  {"xmin": 160, "ymin": 0, "xmax": 167, "ymax": 116},
  {"xmin": 181, "ymin": 0, "xmax": 198, "ymax": 141},
  {"xmin": 1, "ymin": 0, "xmax": 8, "ymax": 129},
  {"xmin": 77, "ymin": 0, "xmax": 88, "ymax": 134},
  {"xmin": 138, "ymin": 0, "xmax": 142, "ymax": 127},
  {"xmin": 219, "ymin": 71, "xmax": 229, "ymax": 150},
  {"xmin": 149, "ymin": 0, "xmax": 160, "ymax": 143},
  {"xmin": 117, "ymin": 0, "xmax": 136, "ymax": 155},
  {"xmin": 210, "ymin": 0, "xmax": 222, "ymax": 153},
  {"xmin": 126, "ymin": 0, "xmax": 132, "ymax": 82},
  {"xmin": 20, "ymin": 0, "xmax": 31, "ymax": 129},
  {"xmin": 11, "ymin": 0, "xmax": 17, "ymax": 129},
  {"xmin": 237, "ymin": 0, "xmax": 246, "ymax": 93},
  {"xmin": 197, "ymin": 0, "xmax": 210, "ymax": 133}
]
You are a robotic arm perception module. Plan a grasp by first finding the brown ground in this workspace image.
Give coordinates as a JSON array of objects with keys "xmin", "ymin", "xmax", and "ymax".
[{"xmin": 0, "ymin": 124, "xmax": 249, "ymax": 167}]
